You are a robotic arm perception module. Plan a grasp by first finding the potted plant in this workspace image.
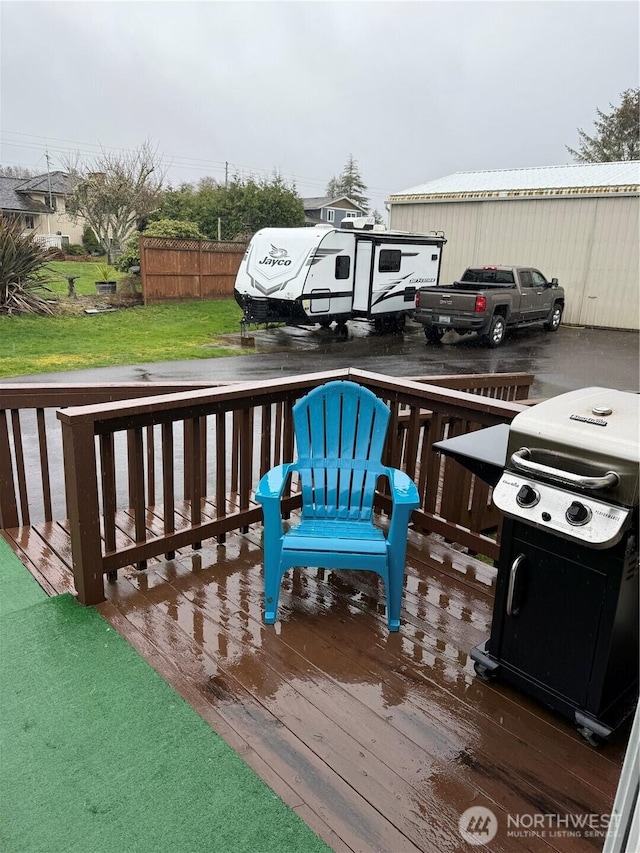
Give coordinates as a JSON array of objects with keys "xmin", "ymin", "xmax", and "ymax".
[{"xmin": 95, "ymin": 263, "xmax": 118, "ymax": 294}]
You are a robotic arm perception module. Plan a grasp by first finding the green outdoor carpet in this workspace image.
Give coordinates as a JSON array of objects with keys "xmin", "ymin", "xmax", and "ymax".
[
  {"xmin": 0, "ymin": 535, "xmax": 47, "ymax": 618},
  {"xmin": 0, "ymin": 593, "xmax": 331, "ymax": 853}
]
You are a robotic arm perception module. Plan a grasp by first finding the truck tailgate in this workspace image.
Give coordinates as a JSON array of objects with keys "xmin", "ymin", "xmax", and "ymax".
[{"xmin": 417, "ymin": 288, "xmax": 478, "ymax": 317}]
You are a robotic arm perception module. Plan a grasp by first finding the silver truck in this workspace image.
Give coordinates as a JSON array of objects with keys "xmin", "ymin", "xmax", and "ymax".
[{"xmin": 413, "ymin": 265, "xmax": 565, "ymax": 347}]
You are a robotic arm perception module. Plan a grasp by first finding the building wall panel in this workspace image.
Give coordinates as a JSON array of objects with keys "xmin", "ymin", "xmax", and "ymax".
[{"xmin": 391, "ymin": 196, "xmax": 638, "ymax": 329}]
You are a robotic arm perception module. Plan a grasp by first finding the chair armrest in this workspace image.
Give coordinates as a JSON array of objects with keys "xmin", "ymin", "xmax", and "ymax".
[
  {"xmin": 255, "ymin": 463, "xmax": 296, "ymax": 503},
  {"xmin": 384, "ymin": 467, "xmax": 420, "ymax": 507}
]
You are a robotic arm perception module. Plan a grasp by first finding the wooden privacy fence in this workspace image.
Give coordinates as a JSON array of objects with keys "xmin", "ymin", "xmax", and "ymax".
[
  {"xmin": 0, "ymin": 370, "xmax": 534, "ymax": 605},
  {"xmin": 139, "ymin": 236, "xmax": 247, "ymax": 304}
]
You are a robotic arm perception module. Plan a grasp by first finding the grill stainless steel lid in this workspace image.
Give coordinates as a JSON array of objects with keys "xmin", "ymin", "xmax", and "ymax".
[
  {"xmin": 493, "ymin": 387, "xmax": 639, "ymax": 548},
  {"xmin": 505, "ymin": 387, "xmax": 639, "ymax": 506}
]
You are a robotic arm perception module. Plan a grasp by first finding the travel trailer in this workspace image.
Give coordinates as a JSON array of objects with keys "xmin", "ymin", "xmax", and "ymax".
[{"xmin": 234, "ymin": 218, "xmax": 446, "ymax": 332}]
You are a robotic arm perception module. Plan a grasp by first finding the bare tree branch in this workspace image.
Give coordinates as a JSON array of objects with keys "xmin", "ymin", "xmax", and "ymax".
[{"xmin": 63, "ymin": 139, "xmax": 166, "ymax": 263}]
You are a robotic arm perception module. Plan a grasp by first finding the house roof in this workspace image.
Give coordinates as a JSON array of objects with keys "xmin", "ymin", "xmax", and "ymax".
[
  {"xmin": 16, "ymin": 171, "xmax": 75, "ymax": 195},
  {"xmin": 390, "ymin": 161, "xmax": 640, "ymax": 201},
  {"xmin": 301, "ymin": 195, "xmax": 367, "ymax": 212},
  {"xmin": 0, "ymin": 177, "xmax": 52, "ymax": 213}
]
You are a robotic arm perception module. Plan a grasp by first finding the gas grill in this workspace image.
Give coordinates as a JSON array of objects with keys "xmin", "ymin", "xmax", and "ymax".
[{"xmin": 437, "ymin": 387, "xmax": 639, "ymax": 743}]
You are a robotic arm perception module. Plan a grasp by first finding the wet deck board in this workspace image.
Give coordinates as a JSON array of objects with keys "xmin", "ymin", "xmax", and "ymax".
[{"xmin": 2, "ymin": 516, "xmax": 627, "ymax": 853}]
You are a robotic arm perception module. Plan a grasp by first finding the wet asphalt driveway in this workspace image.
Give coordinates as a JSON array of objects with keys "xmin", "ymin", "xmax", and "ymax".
[{"xmin": 6, "ymin": 319, "xmax": 639, "ymax": 399}]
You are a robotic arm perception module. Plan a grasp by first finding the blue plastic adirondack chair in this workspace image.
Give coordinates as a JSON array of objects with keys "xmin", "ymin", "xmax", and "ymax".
[{"xmin": 255, "ymin": 380, "xmax": 420, "ymax": 631}]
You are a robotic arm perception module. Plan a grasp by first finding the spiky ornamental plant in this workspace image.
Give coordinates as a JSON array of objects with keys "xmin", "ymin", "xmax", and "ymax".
[{"xmin": 0, "ymin": 217, "xmax": 56, "ymax": 315}]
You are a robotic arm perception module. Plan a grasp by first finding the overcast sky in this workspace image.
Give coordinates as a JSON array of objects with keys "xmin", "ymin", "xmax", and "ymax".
[{"xmin": 1, "ymin": 1, "xmax": 638, "ymax": 217}]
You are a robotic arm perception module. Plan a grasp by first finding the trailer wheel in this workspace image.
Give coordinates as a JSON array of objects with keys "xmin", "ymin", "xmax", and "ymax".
[
  {"xmin": 482, "ymin": 315, "xmax": 506, "ymax": 348},
  {"xmin": 318, "ymin": 318, "xmax": 332, "ymax": 329},
  {"xmin": 424, "ymin": 327, "xmax": 444, "ymax": 344},
  {"xmin": 544, "ymin": 303, "xmax": 563, "ymax": 332}
]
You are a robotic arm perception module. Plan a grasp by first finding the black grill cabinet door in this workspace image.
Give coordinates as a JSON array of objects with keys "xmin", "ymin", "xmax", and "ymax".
[{"xmin": 498, "ymin": 542, "xmax": 607, "ymax": 706}]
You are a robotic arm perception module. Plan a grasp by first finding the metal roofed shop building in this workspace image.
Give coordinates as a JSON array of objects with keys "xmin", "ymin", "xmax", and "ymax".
[{"xmin": 388, "ymin": 162, "xmax": 639, "ymax": 330}]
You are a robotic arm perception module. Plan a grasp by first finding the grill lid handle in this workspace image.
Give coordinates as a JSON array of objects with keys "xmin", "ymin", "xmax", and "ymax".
[{"xmin": 510, "ymin": 448, "xmax": 620, "ymax": 490}]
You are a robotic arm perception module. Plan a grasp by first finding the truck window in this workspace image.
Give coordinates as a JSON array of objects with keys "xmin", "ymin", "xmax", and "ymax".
[
  {"xmin": 461, "ymin": 268, "xmax": 515, "ymax": 285},
  {"xmin": 531, "ymin": 270, "xmax": 547, "ymax": 286},
  {"xmin": 335, "ymin": 255, "xmax": 350, "ymax": 280},
  {"xmin": 520, "ymin": 270, "xmax": 533, "ymax": 287},
  {"xmin": 379, "ymin": 249, "xmax": 401, "ymax": 273}
]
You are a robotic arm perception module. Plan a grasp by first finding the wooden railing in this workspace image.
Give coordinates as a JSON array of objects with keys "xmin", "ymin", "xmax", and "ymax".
[{"xmin": 0, "ymin": 371, "xmax": 533, "ymax": 605}]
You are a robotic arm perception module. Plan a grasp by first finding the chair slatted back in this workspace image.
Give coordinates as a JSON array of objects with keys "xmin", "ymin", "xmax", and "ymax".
[{"xmin": 293, "ymin": 381, "xmax": 390, "ymax": 521}]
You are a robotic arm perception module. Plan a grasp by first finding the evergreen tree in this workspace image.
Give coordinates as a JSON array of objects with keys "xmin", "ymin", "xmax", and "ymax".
[
  {"xmin": 566, "ymin": 87, "xmax": 639, "ymax": 162},
  {"xmin": 326, "ymin": 154, "xmax": 370, "ymax": 211}
]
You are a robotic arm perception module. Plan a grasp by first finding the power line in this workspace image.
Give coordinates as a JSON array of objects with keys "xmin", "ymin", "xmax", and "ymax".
[{"xmin": 1, "ymin": 130, "xmax": 397, "ymax": 196}]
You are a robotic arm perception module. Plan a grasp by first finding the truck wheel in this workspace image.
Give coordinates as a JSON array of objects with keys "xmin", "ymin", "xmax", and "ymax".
[
  {"xmin": 544, "ymin": 303, "xmax": 563, "ymax": 332},
  {"xmin": 483, "ymin": 315, "xmax": 506, "ymax": 348},
  {"xmin": 424, "ymin": 327, "xmax": 444, "ymax": 344}
]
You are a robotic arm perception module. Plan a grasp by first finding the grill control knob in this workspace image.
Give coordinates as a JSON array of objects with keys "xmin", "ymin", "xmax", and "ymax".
[
  {"xmin": 516, "ymin": 484, "xmax": 540, "ymax": 507},
  {"xmin": 566, "ymin": 501, "xmax": 592, "ymax": 526}
]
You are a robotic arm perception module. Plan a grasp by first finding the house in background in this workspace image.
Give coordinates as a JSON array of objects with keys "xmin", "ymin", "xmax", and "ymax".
[
  {"xmin": 0, "ymin": 171, "xmax": 84, "ymax": 246},
  {"xmin": 301, "ymin": 195, "xmax": 367, "ymax": 227}
]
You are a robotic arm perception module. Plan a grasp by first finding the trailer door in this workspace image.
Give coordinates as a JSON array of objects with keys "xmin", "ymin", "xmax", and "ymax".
[{"xmin": 353, "ymin": 239, "xmax": 373, "ymax": 311}]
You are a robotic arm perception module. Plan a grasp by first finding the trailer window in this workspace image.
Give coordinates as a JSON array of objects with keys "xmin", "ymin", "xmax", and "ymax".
[
  {"xmin": 379, "ymin": 249, "xmax": 401, "ymax": 273},
  {"xmin": 335, "ymin": 255, "xmax": 350, "ymax": 279}
]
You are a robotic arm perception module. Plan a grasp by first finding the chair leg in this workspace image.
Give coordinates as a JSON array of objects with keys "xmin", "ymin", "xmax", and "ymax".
[
  {"xmin": 385, "ymin": 563, "xmax": 405, "ymax": 632},
  {"xmin": 264, "ymin": 555, "xmax": 284, "ymax": 625}
]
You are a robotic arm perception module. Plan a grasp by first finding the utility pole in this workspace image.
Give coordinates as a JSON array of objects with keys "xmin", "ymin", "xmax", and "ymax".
[
  {"xmin": 45, "ymin": 150, "xmax": 54, "ymax": 235},
  {"xmin": 45, "ymin": 151, "xmax": 53, "ymax": 208},
  {"xmin": 225, "ymin": 161, "xmax": 228, "ymax": 187}
]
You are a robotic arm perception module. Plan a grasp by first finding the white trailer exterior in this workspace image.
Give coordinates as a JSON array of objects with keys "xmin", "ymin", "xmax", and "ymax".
[{"xmin": 234, "ymin": 221, "xmax": 446, "ymax": 331}]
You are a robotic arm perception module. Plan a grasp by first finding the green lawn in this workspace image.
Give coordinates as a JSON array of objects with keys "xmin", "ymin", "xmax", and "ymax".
[
  {"xmin": 45, "ymin": 260, "xmax": 123, "ymax": 296},
  {"xmin": 0, "ymin": 300, "xmax": 245, "ymax": 378}
]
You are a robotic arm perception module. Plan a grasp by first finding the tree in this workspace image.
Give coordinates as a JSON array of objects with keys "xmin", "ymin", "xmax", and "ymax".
[
  {"xmin": 0, "ymin": 166, "xmax": 38, "ymax": 178},
  {"xmin": 64, "ymin": 140, "xmax": 166, "ymax": 263},
  {"xmin": 566, "ymin": 87, "xmax": 640, "ymax": 162},
  {"xmin": 155, "ymin": 173, "xmax": 304, "ymax": 240},
  {"xmin": 326, "ymin": 154, "xmax": 370, "ymax": 211}
]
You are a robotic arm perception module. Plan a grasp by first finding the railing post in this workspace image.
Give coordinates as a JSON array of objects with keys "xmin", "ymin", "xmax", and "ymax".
[{"xmin": 60, "ymin": 419, "xmax": 105, "ymax": 605}]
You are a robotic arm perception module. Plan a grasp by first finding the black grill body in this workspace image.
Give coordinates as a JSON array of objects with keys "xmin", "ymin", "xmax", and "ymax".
[
  {"xmin": 436, "ymin": 387, "xmax": 639, "ymax": 743},
  {"xmin": 471, "ymin": 511, "xmax": 638, "ymax": 741}
]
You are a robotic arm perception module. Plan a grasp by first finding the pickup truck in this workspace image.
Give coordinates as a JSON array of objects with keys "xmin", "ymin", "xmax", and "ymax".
[{"xmin": 414, "ymin": 266, "xmax": 565, "ymax": 347}]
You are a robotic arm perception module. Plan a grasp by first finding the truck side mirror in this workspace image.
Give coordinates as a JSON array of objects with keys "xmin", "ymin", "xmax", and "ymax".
[{"xmin": 551, "ymin": 277, "xmax": 558, "ymax": 286}]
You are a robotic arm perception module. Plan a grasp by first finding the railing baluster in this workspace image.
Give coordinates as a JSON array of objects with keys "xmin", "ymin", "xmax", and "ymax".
[
  {"xmin": 11, "ymin": 410, "xmax": 29, "ymax": 527},
  {"xmin": 99, "ymin": 433, "xmax": 117, "ymax": 580},
  {"xmin": 146, "ymin": 425, "xmax": 155, "ymax": 507},
  {"xmin": 0, "ymin": 409, "xmax": 19, "ymax": 529},
  {"xmin": 190, "ymin": 417, "xmax": 202, "ymax": 549},
  {"xmin": 239, "ymin": 407, "xmax": 252, "ymax": 532},
  {"xmin": 36, "ymin": 409, "xmax": 53, "ymax": 523},
  {"xmin": 162, "ymin": 422, "xmax": 175, "ymax": 559},
  {"xmin": 215, "ymin": 411, "xmax": 226, "ymax": 544},
  {"xmin": 128, "ymin": 427, "xmax": 147, "ymax": 571}
]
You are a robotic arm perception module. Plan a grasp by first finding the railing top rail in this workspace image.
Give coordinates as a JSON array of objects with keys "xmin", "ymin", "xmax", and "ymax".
[
  {"xmin": 348, "ymin": 369, "xmax": 527, "ymax": 418},
  {"xmin": 0, "ymin": 382, "xmax": 237, "ymax": 409},
  {"xmin": 53, "ymin": 369, "xmax": 526, "ymax": 432}
]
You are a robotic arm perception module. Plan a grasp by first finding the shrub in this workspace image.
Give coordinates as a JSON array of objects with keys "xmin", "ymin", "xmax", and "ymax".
[
  {"xmin": 82, "ymin": 226, "xmax": 101, "ymax": 254},
  {"xmin": 66, "ymin": 244, "xmax": 85, "ymax": 256},
  {"xmin": 0, "ymin": 217, "xmax": 56, "ymax": 315},
  {"xmin": 115, "ymin": 219, "xmax": 204, "ymax": 271}
]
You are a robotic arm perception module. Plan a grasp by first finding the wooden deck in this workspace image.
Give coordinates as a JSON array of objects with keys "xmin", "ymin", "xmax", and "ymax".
[{"xmin": 4, "ymin": 512, "xmax": 627, "ymax": 853}]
